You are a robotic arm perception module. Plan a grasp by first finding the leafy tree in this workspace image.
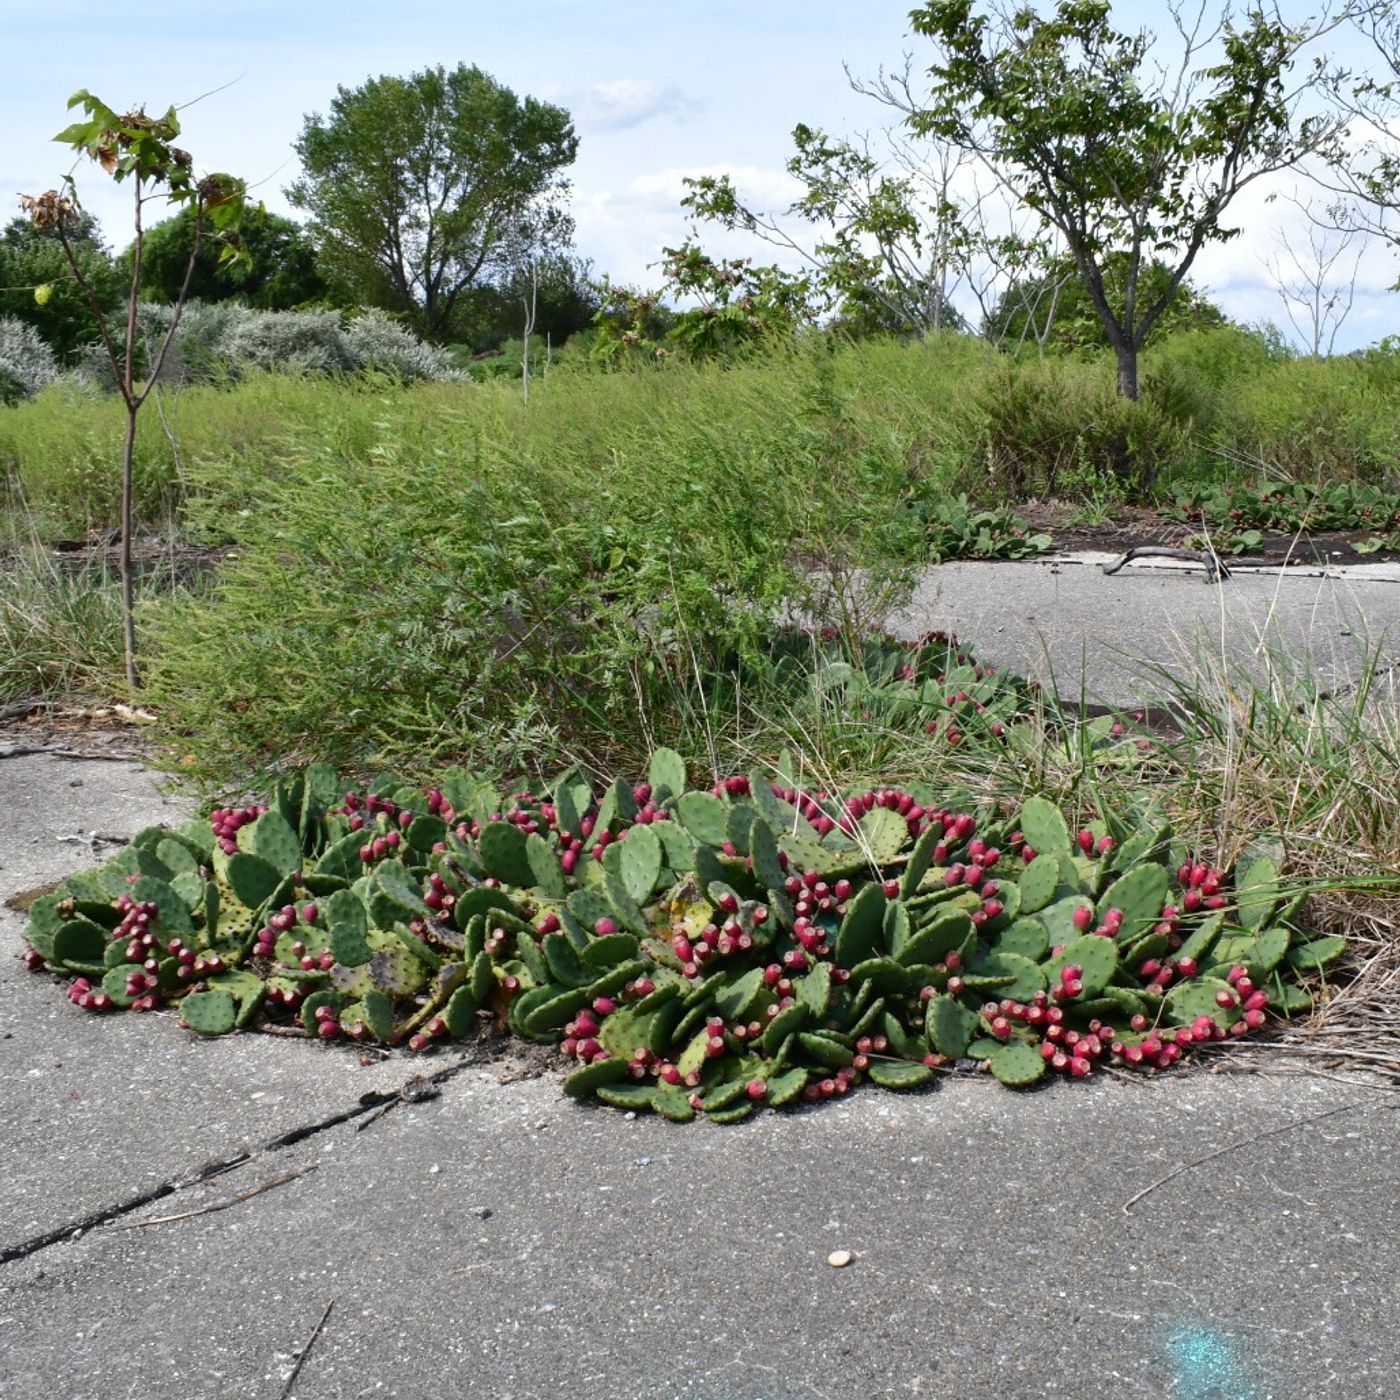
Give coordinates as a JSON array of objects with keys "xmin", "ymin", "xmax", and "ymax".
[
  {"xmin": 453, "ymin": 252, "xmax": 600, "ymax": 351},
  {"xmin": 908, "ymin": 0, "xmax": 1348, "ymax": 398},
  {"xmin": 22, "ymin": 91, "xmax": 246, "ymax": 689},
  {"xmin": 683, "ymin": 117, "xmax": 974, "ymax": 338},
  {"xmin": 986, "ymin": 251, "xmax": 1225, "ymax": 350},
  {"xmin": 0, "ymin": 211, "xmax": 124, "ymax": 357},
  {"xmin": 287, "ymin": 64, "xmax": 577, "ymax": 340},
  {"xmin": 585, "ymin": 280, "xmax": 678, "ymax": 366},
  {"xmin": 132, "ymin": 207, "xmax": 325, "ymax": 309},
  {"xmin": 588, "ymin": 247, "xmax": 815, "ymax": 367}
]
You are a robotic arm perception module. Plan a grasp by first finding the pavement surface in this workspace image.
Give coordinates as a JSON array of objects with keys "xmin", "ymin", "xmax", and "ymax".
[
  {"xmin": 4, "ymin": 557, "xmax": 1400, "ymax": 1399},
  {"xmin": 892, "ymin": 552, "xmax": 1400, "ymax": 708}
]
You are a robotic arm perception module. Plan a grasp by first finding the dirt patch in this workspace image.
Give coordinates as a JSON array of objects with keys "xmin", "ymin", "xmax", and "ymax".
[
  {"xmin": 0, "ymin": 531, "xmax": 234, "ymax": 585},
  {"xmin": 1016, "ymin": 499, "xmax": 1400, "ymax": 566},
  {"xmin": 0, "ymin": 703, "xmax": 153, "ymax": 758}
]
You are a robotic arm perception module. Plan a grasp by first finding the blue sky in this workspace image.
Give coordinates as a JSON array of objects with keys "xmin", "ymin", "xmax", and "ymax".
[{"xmin": 3, "ymin": 0, "xmax": 1395, "ymax": 349}]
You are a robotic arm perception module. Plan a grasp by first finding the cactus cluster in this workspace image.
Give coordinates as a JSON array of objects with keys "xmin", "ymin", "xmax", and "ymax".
[{"xmin": 19, "ymin": 734, "xmax": 1343, "ymax": 1121}]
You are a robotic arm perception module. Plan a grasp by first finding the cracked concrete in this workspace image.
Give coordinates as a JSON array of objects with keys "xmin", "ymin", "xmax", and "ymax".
[
  {"xmin": 6, "ymin": 551, "xmax": 1400, "ymax": 1397},
  {"xmin": 5, "ymin": 757, "xmax": 1400, "ymax": 1397},
  {"xmin": 892, "ymin": 553, "xmax": 1400, "ymax": 708}
]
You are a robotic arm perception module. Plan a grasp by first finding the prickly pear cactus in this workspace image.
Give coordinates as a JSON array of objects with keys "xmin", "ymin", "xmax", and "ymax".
[{"xmin": 21, "ymin": 744, "xmax": 1340, "ymax": 1121}]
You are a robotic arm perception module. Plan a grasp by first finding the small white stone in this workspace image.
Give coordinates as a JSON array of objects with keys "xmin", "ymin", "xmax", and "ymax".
[{"xmin": 827, "ymin": 1249, "xmax": 854, "ymax": 1268}]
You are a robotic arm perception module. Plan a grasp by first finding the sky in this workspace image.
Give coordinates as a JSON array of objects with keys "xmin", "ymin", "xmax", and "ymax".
[{"xmin": 2, "ymin": 0, "xmax": 1396, "ymax": 351}]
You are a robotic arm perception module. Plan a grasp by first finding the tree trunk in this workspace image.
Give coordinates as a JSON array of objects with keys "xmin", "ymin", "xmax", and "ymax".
[
  {"xmin": 1114, "ymin": 343, "xmax": 1140, "ymax": 401},
  {"xmin": 120, "ymin": 403, "xmax": 139, "ymax": 691}
]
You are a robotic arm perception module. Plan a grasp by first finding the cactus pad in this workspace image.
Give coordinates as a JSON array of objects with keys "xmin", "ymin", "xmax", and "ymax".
[
  {"xmin": 326, "ymin": 888, "xmax": 373, "ymax": 966},
  {"xmin": 1018, "ymin": 853, "xmax": 1062, "ymax": 914},
  {"xmin": 1047, "ymin": 935, "xmax": 1119, "ymax": 997},
  {"xmin": 369, "ymin": 945, "xmax": 428, "ymax": 997},
  {"xmin": 990, "ymin": 1040, "xmax": 1045, "ymax": 1087},
  {"xmin": 1099, "ymin": 863, "xmax": 1170, "ymax": 944},
  {"xmin": 247, "ymin": 811, "xmax": 301, "ymax": 875},
  {"xmin": 675, "ymin": 790, "xmax": 730, "ymax": 847},
  {"xmin": 374, "ymin": 860, "xmax": 429, "ymax": 917},
  {"xmin": 181, "ymin": 989, "xmax": 237, "ymax": 1036},
  {"xmin": 1018, "ymin": 796, "xmax": 1070, "ymax": 855},
  {"xmin": 926, "ymin": 994, "xmax": 977, "ymax": 1057},
  {"xmin": 478, "ymin": 821, "xmax": 535, "ymax": 886},
  {"xmin": 223, "ymin": 853, "xmax": 283, "ymax": 911},
  {"xmin": 619, "ymin": 826, "xmax": 663, "ymax": 904},
  {"xmin": 866, "ymin": 1059, "xmax": 934, "ymax": 1090}
]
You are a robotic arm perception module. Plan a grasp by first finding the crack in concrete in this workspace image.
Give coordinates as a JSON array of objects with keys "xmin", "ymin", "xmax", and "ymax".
[{"xmin": 0, "ymin": 1052, "xmax": 484, "ymax": 1266}]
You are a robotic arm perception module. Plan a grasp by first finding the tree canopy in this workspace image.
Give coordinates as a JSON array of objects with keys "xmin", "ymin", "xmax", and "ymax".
[
  {"xmin": 0, "ymin": 212, "xmax": 123, "ymax": 358},
  {"xmin": 287, "ymin": 64, "xmax": 577, "ymax": 340},
  {"xmin": 908, "ymin": 0, "xmax": 1347, "ymax": 397},
  {"xmin": 986, "ymin": 251, "xmax": 1226, "ymax": 351},
  {"xmin": 132, "ymin": 208, "xmax": 325, "ymax": 310}
]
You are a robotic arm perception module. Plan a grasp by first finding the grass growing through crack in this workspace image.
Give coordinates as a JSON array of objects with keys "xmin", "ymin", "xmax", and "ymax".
[{"xmin": 0, "ymin": 548, "xmax": 150, "ymax": 708}]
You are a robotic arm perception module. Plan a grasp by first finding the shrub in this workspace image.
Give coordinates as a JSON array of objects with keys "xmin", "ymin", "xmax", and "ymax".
[
  {"xmin": 0, "ymin": 317, "xmax": 60, "ymax": 404},
  {"xmin": 70, "ymin": 302, "xmax": 459, "ymax": 390},
  {"xmin": 343, "ymin": 309, "xmax": 459, "ymax": 382},
  {"xmin": 217, "ymin": 307, "xmax": 358, "ymax": 377},
  {"xmin": 1217, "ymin": 356, "xmax": 1400, "ymax": 484},
  {"xmin": 977, "ymin": 355, "xmax": 1187, "ymax": 498}
]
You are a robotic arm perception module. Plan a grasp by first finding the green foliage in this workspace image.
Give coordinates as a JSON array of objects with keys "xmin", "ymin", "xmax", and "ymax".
[
  {"xmin": 288, "ymin": 64, "xmax": 577, "ymax": 340},
  {"xmin": 987, "ymin": 253, "xmax": 1225, "ymax": 352},
  {"xmin": 1210, "ymin": 356, "xmax": 1400, "ymax": 484},
  {"xmin": 6, "ymin": 329, "xmax": 1400, "ymax": 545},
  {"xmin": 589, "ymin": 246, "xmax": 814, "ymax": 367},
  {"xmin": 908, "ymin": 0, "xmax": 1341, "ymax": 397},
  {"xmin": 683, "ymin": 123, "xmax": 970, "ymax": 339},
  {"xmin": 911, "ymin": 492, "xmax": 1051, "ymax": 562},
  {"xmin": 1170, "ymin": 481, "xmax": 1400, "ymax": 535},
  {"xmin": 452, "ymin": 253, "xmax": 600, "ymax": 353},
  {"xmin": 977, "ymin": 353, "xmax": 1189, "ymax": 497},
  {"xmin": 24, "ymin": 756, "xmax": 1332, "ymax": 1119},
  {"xmin": 119, "ymin": 345, "xmax": 981, "ymax": 787},
  {"xmin": 132, "ymin": 208, "xmax": 325, "ymax": 310},
  {"xmin": 0, "ymin": 214, "xmax": 124, "ymax": 359}
]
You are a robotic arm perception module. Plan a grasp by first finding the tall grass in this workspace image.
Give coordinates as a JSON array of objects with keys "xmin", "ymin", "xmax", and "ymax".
[
  {"xmin": 137, "ymin": 343, "xmax": 953, "ymax": 787},
  {"xmin": 5, "ymin": 329, "xmax": 1399, "ymax": 540},
  {"xmin": 0, "ymin": 546, "xmax": 168, "ymax": 707}
]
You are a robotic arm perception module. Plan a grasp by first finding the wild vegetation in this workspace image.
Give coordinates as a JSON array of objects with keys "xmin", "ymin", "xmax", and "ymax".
[
  {"xmin": 7, "ymin": 1, "xmax": 1400, "ymax": 1086},
  {"xmin": 22, "ymin": 740, "xmax": 1345, "ymax": 1118}
]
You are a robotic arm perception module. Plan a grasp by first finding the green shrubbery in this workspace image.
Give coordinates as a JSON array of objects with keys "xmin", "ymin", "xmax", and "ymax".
[
  {"xmin": 138, "ymin": 348, "xmax": 939, "ymax": 787},
  {"xmin": 8, "ymin": 327, "xmax": 1398, "ymax": 541}
]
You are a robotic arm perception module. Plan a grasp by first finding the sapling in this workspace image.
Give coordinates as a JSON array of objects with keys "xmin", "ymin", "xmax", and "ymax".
[{"xmin": 21, "ymin": 90, "xmax": 247, "ymax": 689}]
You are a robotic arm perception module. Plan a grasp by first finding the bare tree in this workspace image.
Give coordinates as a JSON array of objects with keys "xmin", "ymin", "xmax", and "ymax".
[
  {"xmin": 1265, "ymin": 199, "xmax": 1365, "ymax": 354},
  {"xmin": 1320, "ymin": 1, "xmax": 1400, "ymax": 247}
]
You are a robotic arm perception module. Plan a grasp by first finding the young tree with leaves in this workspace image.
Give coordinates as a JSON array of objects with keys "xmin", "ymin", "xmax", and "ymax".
[
  {"xmin": 21, "ymin": 91, "xmax": 245, "ymax": 690},
  {"xmin": 288, "ymin": 64, "xmax": 577, "ymax": 340},
  {"xmin": 908, "ymin": 0, "xmax": 1351, "ymax": 399},
  {"xmin": 682, "ymin": 111, "xmax": 976, "ymax": 339}
]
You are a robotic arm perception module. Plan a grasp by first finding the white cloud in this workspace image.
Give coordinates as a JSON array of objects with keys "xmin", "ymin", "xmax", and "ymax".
[
  {"xmin": 571, "ymin": 163, "xmax": 807, "ymax": 286},
  {"xmin": 572, "ymin": 80, "xmax": 702, "ymax": 133}
]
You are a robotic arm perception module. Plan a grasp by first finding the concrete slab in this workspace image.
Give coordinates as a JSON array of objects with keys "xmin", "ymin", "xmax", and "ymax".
[
  {"xmin": 0, "ymin": 755, "xmax": 469, "ymax": 1247},
  {"xmin": 5, "ymin": 558, "xmax": 1400, "ymax": 1399},
  {"xmin": 2, "ymin": 1062, "xmax": 1396, "ymax": 1399},
  {"xmin": 892, "ymin": 554, "xmax": 1400, "ymax": 709}
]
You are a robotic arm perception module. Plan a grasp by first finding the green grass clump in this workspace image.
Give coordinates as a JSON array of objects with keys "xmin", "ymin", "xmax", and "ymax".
[
  {"xmin": 0, "ymin": 547, "xmax": 159, "ymax": 707},
  {"xmin": 139, "ymin": 347, "xmax": 953, "ymax": 788}
]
